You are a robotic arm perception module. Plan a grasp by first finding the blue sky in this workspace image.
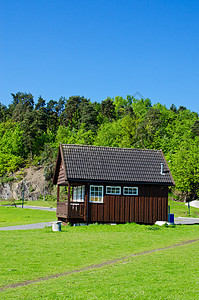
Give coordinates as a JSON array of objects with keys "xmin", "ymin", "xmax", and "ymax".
[{"xmin": 0, "ymin": 0, "xmax": 199, "ymax": 112}]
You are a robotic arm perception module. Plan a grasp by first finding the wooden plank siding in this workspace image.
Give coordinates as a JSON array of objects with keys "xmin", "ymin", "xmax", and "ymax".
[
  {"xmin": 56, "ymin": 182, "xmax": 168, "ymax": 225},
  {"xmin": 57, "ymin": 162, "xmax": 66, "ymax": 185},
  {"xmin": 88, "ymin": 184, "xmax": 168, "ymax": 225}
]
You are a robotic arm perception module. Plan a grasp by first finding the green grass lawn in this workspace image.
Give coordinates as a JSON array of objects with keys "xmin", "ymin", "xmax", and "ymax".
[
  {"xmin": 0, "ymin": 223, "xmax": 198, "ymax": 299},
  {"xmin": 0, "ymin": 206, "xmax": 56, "ymax": 227},
  {"xmin": 169, "ymin": 198, "xmax": 199, "ymax": 218},
  {"xmin": 1, "ymin": 240, "xmax": 198, "ymax": 299}
]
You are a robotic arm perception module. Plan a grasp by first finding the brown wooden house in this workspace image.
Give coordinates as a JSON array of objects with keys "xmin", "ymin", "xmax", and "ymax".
[{"xmin": 53, "ymin": 144, "xmax": 175, "ymax": 225}]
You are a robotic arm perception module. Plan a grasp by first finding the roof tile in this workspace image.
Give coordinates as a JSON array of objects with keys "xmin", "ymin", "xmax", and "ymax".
[{"xmin": 61, "ymin": 144, "xmax": 174, "ymax": 185}]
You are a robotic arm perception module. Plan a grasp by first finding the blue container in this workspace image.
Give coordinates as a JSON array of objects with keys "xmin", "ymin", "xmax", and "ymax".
[{"xmin": 168, "ymin": 213, "xmax": 174, "ymax": 224}]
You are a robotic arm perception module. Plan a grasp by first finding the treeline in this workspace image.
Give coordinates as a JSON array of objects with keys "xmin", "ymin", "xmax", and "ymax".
[{"xmin": 0, "ymin": 92, "xmax": 199, "ymax": 200}]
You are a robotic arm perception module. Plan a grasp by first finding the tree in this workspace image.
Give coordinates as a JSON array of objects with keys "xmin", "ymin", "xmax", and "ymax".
[
  {"xmin": 94, "ymin": 121, "xmax": 122, "ymax": 147},
  {"xmin": 191, "ymin": 120, "xmax": 199, "ymax": 137},
  {"xmin": 9, "ymin": 92, "xmax": 34, "ymax": 122},
  {"xmin": 170, "ymin": 104, "xmax": 177, "ymax": 113},
  {"xmin": 136, "ymin": 108, "xmax": 163, "ymax": 148},
  {"xmin": 46, "ymin": 100, "xmax": 59, "ymax": 133},
  {"xmin": 61, "ymin": 96, "xmax": 81, "ymax": 129},
  {"xmin": 78, "ymin": 98, "xmax": 98, "ymax": 131},
  {"xmin": 114, "ymin": 96, "xmax": 128, "ymax": 118},
  {"xmin": 35, "ymin": 96, "xmax": 46, "ymax": 110},
  {"xmin": 56, "ymin": 97, "xmax": 66, "ymax": 117},
  {"xmin": 169, "ymin": 138, "xmax": 199, "ymax": 200},
  {"xmin": 34, "ymin": 97, "xmax": 48, "ymax": 134},
  {"xmin": 113, "ymin": 95, "xmax": 134, "ymax": 119},
  {"xmin": 132, "ymin": 98, "xmax": 152, "ymax": 120},
  {"xmin": 21, "ymin": 111, "xmax": 36, "ymax": 158},
  {"xmin": 0, "ymin": 103, "xmax": 8, "ymax": 122},
  {"xmin": 178, "ymin": 106, "xmax": 187, "ymax": 112},
  {"xmin": 119, "ymin": 115, "xmax": 139, "ymax": 148},
  {"xmin": 101, "ymin": 97, "xmax": 116, "ymax": 121}
]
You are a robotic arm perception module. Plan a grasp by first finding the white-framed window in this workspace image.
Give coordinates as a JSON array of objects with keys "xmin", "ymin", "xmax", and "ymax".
[
  {"xmin": 90, "ymin": 185, "xmax": 103, "ymax": 203},
  {"xmin": 73, "ymin": 186, "xmax": 85, "ymax": 202},
  {"xmin": 123, "ymin": 187, "xmax": 138, "ymax": 196},
  {"xmin": 106, "ymin": 186, "xmax": 121, "ymax": 195}
]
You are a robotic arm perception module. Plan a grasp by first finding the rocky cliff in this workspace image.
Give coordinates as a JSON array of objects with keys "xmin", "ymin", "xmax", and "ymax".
[{"xmin": 0, "ymin": 166, "xmax": 52, "ymax": 200}]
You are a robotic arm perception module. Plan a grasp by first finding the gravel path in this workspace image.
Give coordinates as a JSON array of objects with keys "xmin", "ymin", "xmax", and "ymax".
[
  {"xmin": 16, "ymin": 205, "xmax": 56, "ymax": 211},
  {"xmin": 185, "ymin": 200, "xmax": 199, "ymax": 209},
  {"xmin": 0, "ymin": 222, "xmax": 53, "ymax": 230},
  {"xmin": 174, "ymin": 217, "xmax": 199, "ymax": 225}
]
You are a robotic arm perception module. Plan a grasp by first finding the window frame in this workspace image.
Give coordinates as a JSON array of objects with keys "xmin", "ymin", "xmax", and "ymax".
[
  {"xmin": 89, "ymin": 185, "xmax": 104, "ymax": 203},
  {"xmin": 106, "ymin": 186, "xmax": 121, "ymax": 195},
  {"xmin": 123, "ymin": 187, "xmax": 138, "ymax": 196}
]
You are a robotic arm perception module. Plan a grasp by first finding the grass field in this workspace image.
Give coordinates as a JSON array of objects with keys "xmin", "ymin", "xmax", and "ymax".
[
  {"xmin": 0, "ymin": 202, "xmax": 198, "ymax": 299},
  {"xmin": 168, "ymin": 198, "xmax": 199, "ymax": 218},
  {"xmin": 1, "ymin": 240, "xmax": 198, "ymax": 299},
  {"xmin": 0, "ymin": 223, "xmax": 199, "ymax": 299},
  {"xmin": 0, "ymin": 206, "xmax": 56, "ymax": 227}
]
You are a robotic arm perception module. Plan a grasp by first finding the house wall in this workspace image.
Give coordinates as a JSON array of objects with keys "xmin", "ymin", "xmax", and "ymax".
[
  {"xmin": 57, "ymin": 162, "xmax": 66, "ymax": 185},
  {"xmin": 88, "ymin": 184, "xmax": 168, "ymax": 225}
]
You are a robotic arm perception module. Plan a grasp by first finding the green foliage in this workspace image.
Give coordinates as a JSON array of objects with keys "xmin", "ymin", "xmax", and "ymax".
[
  {"xmin": 169, "ymin": 138, "xmax": 199, "ymax": 200},
  {"xmin": 56, "ymin": 125, "xmax": 94, "ymax": 146},
  {"xmin": 1, "ymin": 92, "xmax": 199, "ymax": 199},
  {"xmin": 132, "ymin": 97, "xmax": 152, "ymax": 120},
  {"xmin": 101, "ymin": 97, "xmax": 116, "ymax": 121},
  {"xmin": 94, "ymin": 121, "xmax": 122, "ymax": 147},
  {"xmin": 38, "ymin": 194, "xmax": 57, "ymax": 202}
]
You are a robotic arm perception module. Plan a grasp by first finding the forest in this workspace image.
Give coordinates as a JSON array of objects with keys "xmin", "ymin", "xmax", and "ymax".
[{"xmin": 0, "ymin": 92, "xmax": 198, "ymax": 201}]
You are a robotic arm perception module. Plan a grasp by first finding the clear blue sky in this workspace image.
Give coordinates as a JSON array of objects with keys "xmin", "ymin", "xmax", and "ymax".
[{"xmin": 0, "ymin": 0, "xmax": 199, "ymax": 112}]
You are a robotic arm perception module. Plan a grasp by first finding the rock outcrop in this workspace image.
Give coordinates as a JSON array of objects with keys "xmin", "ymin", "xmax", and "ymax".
[{"xmin": 0, "ymin": 166, "xmax": 51, "ymax": 200}]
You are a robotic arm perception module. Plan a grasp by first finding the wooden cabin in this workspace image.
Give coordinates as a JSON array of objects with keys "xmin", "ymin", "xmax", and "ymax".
[{"xmin": 53, "ymin": 144, "xmax": 175, "ymax": 225}]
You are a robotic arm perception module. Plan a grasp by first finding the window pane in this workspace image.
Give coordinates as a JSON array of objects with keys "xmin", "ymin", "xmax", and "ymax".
[
  {"xmin": 124, "ymin": 188, "xmax": 128, "ymax": 194},
  {"xmin": 73, "ymin": 187, "xmax": 77, "ymax": 200},
  {"xmin": 133, "ymin": 188, "xmax": 138, "ymax": 195},
  {"xmin": 107, "ymin": 187, "xmax": 111, "ymax": 193},
  {"xmin": 123, "ymin": 187, "xmax": 138, "ymax": 195},
  {"xmin": 106, "ymin": 186, "xmax": 121, "ymax": 195},
  {"xmin": 78, "ymin": 187, "xmax": 81, "ymax": 199},
  {"xmin": 82, "ymin": 186, "xmax": 85, "ymax": 200},
  {"xmin": 90, "ymin": 186, "xmax": 103, "ymax": 202}
]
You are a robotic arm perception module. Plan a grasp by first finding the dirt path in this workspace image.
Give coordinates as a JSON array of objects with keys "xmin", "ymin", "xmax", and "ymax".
[{"xmin": 0, "ymin": 238, "xmax": 199, "ymax": 292}]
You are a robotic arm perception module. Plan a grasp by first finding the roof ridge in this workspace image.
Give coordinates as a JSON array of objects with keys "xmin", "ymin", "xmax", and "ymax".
[{"xmin": 61, "ymin": 144, "xmax": 161, "ymax": 152}]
